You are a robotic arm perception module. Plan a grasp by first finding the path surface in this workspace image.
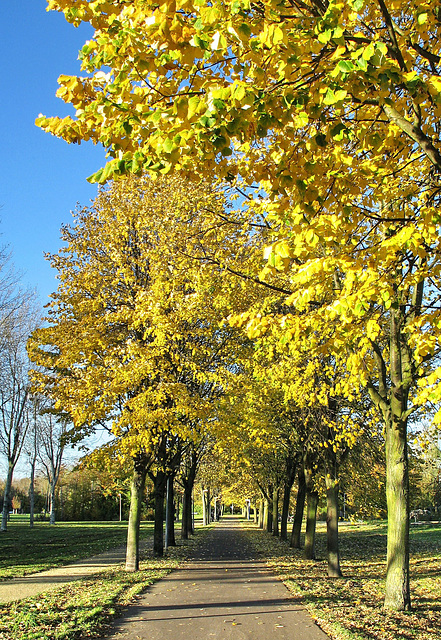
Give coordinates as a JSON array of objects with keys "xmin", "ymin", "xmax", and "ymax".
[
  {"xmin": 0, "ymin": 543, "xmax": 132, "ymax": 603},
  {"xmin": 104, "ymin": 519, "xmax": 329, "ymax": 640}
]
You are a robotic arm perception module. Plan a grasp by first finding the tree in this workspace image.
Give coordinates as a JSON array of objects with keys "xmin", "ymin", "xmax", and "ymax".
[
  {"xmin": 38, "ymin": 409, "xmax": 70, "ymax": 525},
  {"xmin": 0, "ymin": 303, "xmax": 37, "ymax": 531},
  {"xmin": 28, "ymin": 173, "xmax": 250, "ymax": 565},
  {"xmin": 24, "ymin": 396, "xmax": 42, "ymax": 528},
  {"xmin": 40, "ymin": 1, "xmax": 441, "ymax": 189}
]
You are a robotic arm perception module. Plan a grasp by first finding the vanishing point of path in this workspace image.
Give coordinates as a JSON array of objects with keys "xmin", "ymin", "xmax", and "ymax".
[{"xmin": 104, "ymin": 518, "xmax": 329, "ymax": 640}]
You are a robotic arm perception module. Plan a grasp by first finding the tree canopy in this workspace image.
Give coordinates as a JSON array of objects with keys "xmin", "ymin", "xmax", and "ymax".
[{"xmin": 35, "ymin": 0, "xmax": 441, "ymax": 611}]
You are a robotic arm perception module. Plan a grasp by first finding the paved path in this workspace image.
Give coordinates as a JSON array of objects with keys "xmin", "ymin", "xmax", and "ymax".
[
  {"xmin": 104, "ymin": 519, "xmax": 329, "ymax": 640},
  {"xmin": 0, "ymin": 544, "xmax": 131, "ymax": 603}
]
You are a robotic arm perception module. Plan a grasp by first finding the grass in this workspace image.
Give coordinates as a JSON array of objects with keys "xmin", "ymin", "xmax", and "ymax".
[
  {"xmin": 243, "ymin": 520, "xmax": 441, "ymax": 640},
  {"xmin": 0, "ymin": 516, "xmax": 155, "ymax": 580},
  {"xmin": 0, "ymin": 522, "xmax": 210, "ymax": 640}
]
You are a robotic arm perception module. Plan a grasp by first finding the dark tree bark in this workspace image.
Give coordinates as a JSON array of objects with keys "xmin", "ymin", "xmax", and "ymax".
[
  {"xmin": 290, "ymin": 467, "xmax": 306, "ymax": 549},
  {"xmin": 326, "ymin": 467, "xmax": 342, "ymax": 577},
  {"xmin": 325, "ymin": 402, "xmax": 343, "ymax": 578},
  {"xmin": 280, "ymin": 454, "xmax": 298, "ymax": 541},
  {"xmin": 153, "ymin": 468, "xmax": 166, "ymax": 557},
  {"xmin": 304, "ymin": 465, "xmax": 318, "ymax": 560},
  {"xmin": 165, "ymin": 474, "xmax": 176, "ymax": 548},
  {"xmin": 181, "ymin": 447, "xmax": 198, "ymax": 539}
]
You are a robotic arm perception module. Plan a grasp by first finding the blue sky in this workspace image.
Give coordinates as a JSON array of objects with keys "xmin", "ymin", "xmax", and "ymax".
[{"xmin": 0, "ymin": 1, "xmax": 107, "ymax": 304}]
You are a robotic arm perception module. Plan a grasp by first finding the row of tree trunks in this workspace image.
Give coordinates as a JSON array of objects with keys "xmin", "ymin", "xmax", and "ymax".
[
  {"xmin": 125, "ymin": 438, "xmax": 203, "ymax": 570},
  {"xmin": 257, "ymin": 457, "xmax": 341, "ymax": 580}
]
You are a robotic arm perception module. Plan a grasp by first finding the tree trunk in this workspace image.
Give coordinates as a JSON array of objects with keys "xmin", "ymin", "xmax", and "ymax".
[
  {"xmin": 125, "ymin": 456, "xmax": 148, "ymax": 571},
  {"xmin": 181, "ymin": 449, "xmax": 197, "ymax": 539},
  {"xmin": 266, "ymin": 484, "xmax": 273, "ymax": 533},
  {"xmin": 281, "ymin": 456, "xmax": 298, "ymax": 541},
  {"xmin": 258, "ymin": 497, "xmax": 264, "ymax": 528},
  {"xmin": 165, "ymin": 475, "xmax": 176, "ymax": 548},
  {"xmin": 29, "ymin": 460, "xmax": 36, "ymax": 528},
  {"xmin": 263, "ymin": 498, "xmax": 268, "ymax": 530},
  {"xmin": 153, "ymin": 469, "xmax": 166, "ymax": 557},
  {"xmin": 325, "ymin": 420, "xmax": 343, "ymax": 578},
  {"xmin": 326, "ymin": 474, "xmax": 342, "ymax": 577},
  {"xmin": 272, "ymin": 486, "xmax": 279, "ymax": 537},
  {"xmin": 369, "ymin": 305, "xmax": 411, "ymax": 610},
  {"xmin": 202, "ymin": 486, "xmax": 210, "ymax": 526},
  {"xmin": 49, "ymin": 481, "xmax": 56, "ymax": 525},
  {"xmin": 1, "ymin": 464, "xmax": 14, "ymax": 532},
  {"xmin": 290, "ymin": 467, "xmax": 306, "ymax": 548},
  {"xmin": 304, "ymin": 465, "xmax": 318, "ymax": 560},
  {"xmin": 304, "ymin": 490, "xmax": 319, "ymax": 560},
  {"xmin": 384, "ymin": 411, "xmax": 410, "ymax": 609},
  {"xmin": 181, "ymin": 484, "xmax": 193, "ymax": 539}
]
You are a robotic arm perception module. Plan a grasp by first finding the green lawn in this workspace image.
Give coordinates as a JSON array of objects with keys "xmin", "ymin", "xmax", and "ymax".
[
  {"xmin": 0, "ymin": 516, "xmax": 154, "ymax": 580},
  {"xmin": 244, "ymin": 520, "xmax": 441, "ymax": 640}
]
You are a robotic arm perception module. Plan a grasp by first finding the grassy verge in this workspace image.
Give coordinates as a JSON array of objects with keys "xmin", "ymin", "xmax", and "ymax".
[
  {"xmin": 0, "ymin": 526, "xmax": 209, "ymax": 640},
  {"xmin": 243, "ymin": 520, "xmax": 441, "ymax": 640},
  {"xmin": 0, "ymin": 518, "xmax": 154, "ymax": 580}
]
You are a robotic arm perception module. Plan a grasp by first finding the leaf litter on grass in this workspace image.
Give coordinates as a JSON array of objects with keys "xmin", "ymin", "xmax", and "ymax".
[{"xmin": 242, "ymin": 521, "xmax": 441, "ymax": 640}]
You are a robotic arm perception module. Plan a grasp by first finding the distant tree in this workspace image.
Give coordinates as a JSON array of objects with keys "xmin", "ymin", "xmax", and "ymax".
[
  {"xmin": 39, "ymin": 410, "xmax": 70, "ymax": 525},
  {"xmin": 0, "ymin": 301, "xmax": 38, "ymax": 531},
  {"xmin": 24, "ymin": 396, "xmax": 43, "ymax": 528}
]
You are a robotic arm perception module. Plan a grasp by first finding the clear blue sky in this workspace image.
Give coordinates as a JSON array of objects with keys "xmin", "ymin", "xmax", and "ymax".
[{"xmin": 0, "ymin": 1, "xmax": 107, "ymax": 304}]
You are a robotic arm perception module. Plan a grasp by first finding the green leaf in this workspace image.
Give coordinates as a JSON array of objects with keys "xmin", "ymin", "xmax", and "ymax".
[
  {"xmin": 318, "ymin": 29, "xmax": 332, "ymax": 44},
  {"xmin": 331, "ymin": 122, "xmax": 347, "ymax": 140},
  {"xmin": 323, "ymin": 88, "xmax": 346, "ymax": 105},
  {"xmin": 362, "ymin": 43, "xmax": 375, "ymax": 61},
  {"xmin": 338, "ymin": 60, "xmax": 354, "ymax": 73},
  {"xmin": 163, "ymin": 137, "xmax": 177, "ymax": 153},
  {"xmin": 315, "ymin": 133, "xmax": 327, "ymax": 147},
  {"xmin": 187, "ymin": 96, "xmax": 201, "ymax": 119},
  {"xmin": 238, "ymin": 23, "xmax": 252, "ymax": 38},
  {"xmin": 357, "ymin": 57, "xmax": 368, "ymax": 71}
]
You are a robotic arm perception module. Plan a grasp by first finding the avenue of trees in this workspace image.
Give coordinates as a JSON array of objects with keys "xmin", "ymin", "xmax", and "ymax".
[{"xmin": 20, "ymin": 0, "xmax": 441, "ymax": 612}]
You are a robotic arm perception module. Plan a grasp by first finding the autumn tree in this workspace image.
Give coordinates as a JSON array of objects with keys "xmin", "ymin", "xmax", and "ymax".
[
  {"xmin": 28, "ymin": 173, "xmax": 252, "ymax": 563},
  {"xmin": 38, "ymin": 0, "xmax": 441, "ymax": 610}
]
